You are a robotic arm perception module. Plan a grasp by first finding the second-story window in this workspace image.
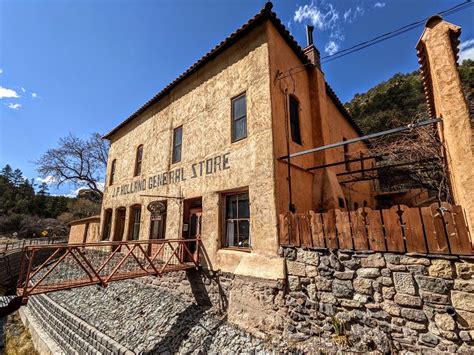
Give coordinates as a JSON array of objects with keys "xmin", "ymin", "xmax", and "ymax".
[
  {"xmin": 172, "ymin": 126, "xmax": 182, "ymax": 163},
  {"xmin": 134, "ymin": 145, "xmax": 143, "ymax": 176},
  {"xmin": 289, "ymin": 95, "xmax": 302, "ymax": 144},
  {"xmin": 109, "ymin": 159, "xmax": 116, "ymax": 186},
  {"xmin": 231, "ymin": 93, "xmax": 247, "ymax": 142}
]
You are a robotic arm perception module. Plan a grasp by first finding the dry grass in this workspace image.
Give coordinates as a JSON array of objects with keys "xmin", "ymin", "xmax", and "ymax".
[{"xmin": 3, "ymin": 313, "xmax": 37, "ymax": 355}]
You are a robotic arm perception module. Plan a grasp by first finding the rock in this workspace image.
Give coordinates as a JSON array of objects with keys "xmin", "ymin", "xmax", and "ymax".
[
  {"xmin": 459, "ymin": 330, "xmax": 471, "ymax": 342},
  {"xmin": 368, "ymin": 310, "xmax": 389, "ymax": 320},
  {"xmin": 305, "ymin": 265, "xmax": 318, "ymax": 277},
  {"xmin": 332, "ymin": 279, "xmax": 353, "ymax": 298},
  {"xmin": 458, "ymin": 343, "xmax": 474, "ymax": 354},
  {"xmin": 415, "ymin": 276, "xmax": 452, "ymax": 294},
  {"xmin": 329, "ymin": 254, "xmax": 343, "ymax": 271},
  {"xmin": 399, "ymin": 256, "xmax": 430, "ymax": 266},
  {"xmin": 333, "ymin": 271, "xmax": 354, "ymax": 280},
  {"xmin": 428, "ymin": 260, "xmax": 453, "ymax": 279},
  {"xmin": 286, "ymin": 261, "xmax": 306, "ymax": 277},
  {"xmin": 306, "ymin": 283, "xmax": 316, "ymax": 300},
  {"xmin": 456, "ymin": 262, "xmax": 474, "ymax": 279},
  {"xmin": 296, "ymin": 250, "xmax": 319, "ymax": 266},
  {"xmin": 454, "ymin": 279, "xmax": 474, "ymax": 292},
  {"xmin": 394, "ymin": 293, "xmax": 422, "ymax": 307},
  {"xmin": 357, "ymin": 268, "xmax": 381, "ymax": 278},
  {"xmin": 457, "ymin": 310, "xmax": 474, "ymax": 329},
  {"xmin": 283, "ymin": 248, "xmax": 297, "ymax": 260},
  {"xmin": 405, "ymin": 321, "xmax": 427, "ymax": 331},
  {"xmin": 420, "ymin": 291, "xmax": 449, "ymax": 304},
  {"xmin": 406, "ymin": 265, "xmax": 427, "ymax": 276},
  {"xmin": 288, "ymin": 276, "xmax": 301, "ymax": 291},
  {"xmin": 353, "ymin": 293, "xmax": 369, "ymax": 303},
  {"xmin": 353, "ymin": 278, "xmax": 372, "ymax": 295},
  {"xmin": 401, "ymin": 308, "xmax": 427, "ymax": 322},
  {"xmin": 378, "ymin": 276, "xmax": 393, "ymax": 286},
  {"xmin": 419, "ymin": 332, "xmax": 439, "ymax": 345},
  {"xmin": 319, "ymin": 292, "xmax": 338, "ymax": 304},
  {"xmin": 340, "ymin": 299, "xmax": 361, "ymax": 308},
  {"xmin": 384, "ymin": 254, "xmax": 400, "ymax": 265},
  {"xmin": 393, "ymin": 272, "xmax": 416, "ymax": 295},
  {"xmin": 314, "ymin": 276, "xmax": 332, "ymax": 291},
  {"xmin": 382, "ymin": 287, "xmax": 396, "ymax": 300},
  {"xmin": 392, "ymin": 317, "xmax": 405, "ymax": 326},
  {"xmin": 439, "ymin": 330, "xmax": 458, "ymax": 341},
  {"xmin": 361, "ymin": 254, "xmax": 385, "ymax": 268},
  {"xmin": 319, "ymin": 302, "xmax": 335, "ymax": 316},
  {"xmin": 434, "ymin": 313, "xmax": 456, "ymax": 331},
  {"xmin": 451, "ymin": 291, "xmax": 474, "ymax": 312},
  {"xmin": 381, "ymin": 300, "xmax": 401, "ymax": 316},
  {"xmin": 341, "ymin": 259, "xmax": 360, "ymax": 270}
]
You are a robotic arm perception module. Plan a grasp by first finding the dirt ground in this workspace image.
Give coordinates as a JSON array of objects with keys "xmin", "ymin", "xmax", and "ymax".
[{"xmin": 0, "ymin": 313, "xmax": 37, "ymax": 355}]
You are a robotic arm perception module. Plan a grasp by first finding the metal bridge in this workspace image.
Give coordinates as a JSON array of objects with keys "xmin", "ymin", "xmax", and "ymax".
[{"xmin": 0, "ymin": 238, "xmax": 201, "ymax": 315}]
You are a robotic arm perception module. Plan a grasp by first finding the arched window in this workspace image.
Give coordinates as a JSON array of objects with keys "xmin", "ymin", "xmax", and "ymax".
[
  {"xmin": 134, "ymin": 145, "xmax": 143, "ymax": 176},
  {"xmin": 102, "ymin": 209, "xmax": 113, "ymax": 241},
  {"xmin": 109, "ymin": 159, "xmax": 116, "ymax": 186},
  {"xmin": 289, "ymin": 95, "xmax": 302, "ymax": 144}
]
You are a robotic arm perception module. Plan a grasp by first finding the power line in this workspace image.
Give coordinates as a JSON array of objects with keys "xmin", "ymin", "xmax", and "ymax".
[{"xmin": 320, "ymin": 0, "xmax": 473, "ymax": 64}]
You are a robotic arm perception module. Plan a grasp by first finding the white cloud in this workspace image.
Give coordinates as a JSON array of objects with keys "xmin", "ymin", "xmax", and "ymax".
[
  {"xmin": 0, "ymin": 69, "xmax": 3, "ymax": 74},
  {"xmin": 459, "ymin": 39, "xmax": 474, "ymax": 62},
  {"xmin": 32, "ymin": 92, "xmax": 38, "ymax": 98},
  {"xmin": 0, "ymin": 86, "xmax": 20, "ymax": 99},
  {"xmin": 7, "ymin": 103, "xmax": 21, "ymax": 110},
  {"xmin": 374, "ymin": 2, "xmax": 386, "ymax": 8},
  {"xmin": 294, "ymin": 3, "xmax": 339, "ymax": 31},
  {"xmin": 20, "ymin": 87, "xmax": 26, "ymax": 93},
  {"xmin": 325, "ymin": 41, "xmax": 339, "ymax": 55},
  {"xmin": 36, "ymin": 175, "xmax": 57, "ymax": 185}
]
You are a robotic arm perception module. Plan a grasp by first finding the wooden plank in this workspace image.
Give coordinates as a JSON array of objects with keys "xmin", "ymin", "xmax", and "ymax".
[
  {"xmin": 449, "ymin": 204, "xmax": 473, "ymax": 255},
  {"xmin": 350, "ymin": 208, "xmax": 369, "ymax": 251},
  {"xmin": 366, "ymin": 208, "xmax": 386, "ymax": 251},
  {"xmin": 279, "ymin": 213, "xmax": 289, "ymax": 246},
  {"xmin": 335, "ymin": 209, "xmax": 353, "ymax": 249},
  {"xmin": 322, "ymin": 210, "xmax": 338, "ymax": 249},
  {"xmin": 440, "ymin": 202, "xmax": 463, "ymax": 254},
  {"xmin": 309, "ymin": 211, "xmax": 325, "ymax": 248},
  {"xmin": 382, "ymin": 206, "xmax": 405, "ymax": 252},
  {"xmin": 289, "ymin": 213, "xmax": 300, "ymax": 247},
  {"xmin": 400, "ymin": 205, "xmax": 427, "ymax": 253},
  {"xmin": 299, "ymin": 213, "xmax": 313, "ymax": 247},
  {"xmin": 421, "ymin": 204, "xmax": 449, "ymax": 254}
]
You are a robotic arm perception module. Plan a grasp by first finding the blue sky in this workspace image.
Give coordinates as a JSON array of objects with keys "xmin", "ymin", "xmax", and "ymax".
[{"xmin": 1, "ymin": 0, "xmax": 473, "ymax": 196}]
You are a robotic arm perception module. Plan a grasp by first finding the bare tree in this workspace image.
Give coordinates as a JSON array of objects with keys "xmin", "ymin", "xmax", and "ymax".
[{"xmin": 36, "ymin": 133, "xmax": 109, "ymax": 198}]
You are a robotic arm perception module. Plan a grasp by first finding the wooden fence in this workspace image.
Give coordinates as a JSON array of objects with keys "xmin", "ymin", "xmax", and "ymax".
[{"xmin": 279, "ymin": 202, "xmax": 473, "ymax": 255}]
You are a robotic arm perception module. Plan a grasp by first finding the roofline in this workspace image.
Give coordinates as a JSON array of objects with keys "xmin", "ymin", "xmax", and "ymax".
[
  {"xmin": 103, "ymin": 2, "xmax": 311, "ymax": 140},
  {"xmin": 68, "ymin": 215, "xmax": 101, "ymax": 226}
]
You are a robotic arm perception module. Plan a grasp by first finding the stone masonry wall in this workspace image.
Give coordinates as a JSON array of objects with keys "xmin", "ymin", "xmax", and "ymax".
[{"xmin": 282, "ymin": 247, "xmax": 474, "ymax": 353}]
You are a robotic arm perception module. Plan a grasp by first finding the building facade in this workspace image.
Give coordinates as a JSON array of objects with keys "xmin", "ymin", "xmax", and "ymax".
[{"xmin": 98, "ymin": 3, "xmax": 374, "ymax": 279}]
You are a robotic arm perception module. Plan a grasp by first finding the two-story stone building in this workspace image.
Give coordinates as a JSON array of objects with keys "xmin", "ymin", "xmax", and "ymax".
[{"xmin": 98, "ymin": 2, "xmax": 374, "ymax": 279}]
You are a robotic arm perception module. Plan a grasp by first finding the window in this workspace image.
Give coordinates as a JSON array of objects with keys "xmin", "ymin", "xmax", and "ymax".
[
  {"xmin": 343, "ymin": 138, "xmax": 350, "ymax": 171},
  {"xmin": 129, "ymin": 205, "xmax": 141, "ymax": 240},
  {"xmin": 172, "ymin": 127, "xmax": 182, "ymax": 163},
  {"xmin": 338, "ymin": 197, "xmax": 346, "ymax": 209},
  {"xmin": 231, "ymin": 94, "xmax": 247, "ymax": 142},
  {"xmin": 289, "ymin": 95, "xmax": 302, "ymax": 144},
  {"xmin": 134, "ymin": 145, "xmax": 143, "ymax": 176},
  {"xmin": 149, "ymin": 201, "xmax": 167, "ymax": 240},
  {"xmin": 109, "ymin": 159, "xmax": 116, "ymax": 186},
  {"xmin": 102, "ymin": 209, "xmax": 113, "ymax": 241},
  {"xmin": 223, "ymin": 191, "xmax": 250, "ymax": 248}
]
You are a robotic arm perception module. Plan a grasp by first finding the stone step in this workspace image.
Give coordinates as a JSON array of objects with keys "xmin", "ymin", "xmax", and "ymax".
[{"xmin": 26, "ymin": 294, "xmax": 133, "ymax": 355}]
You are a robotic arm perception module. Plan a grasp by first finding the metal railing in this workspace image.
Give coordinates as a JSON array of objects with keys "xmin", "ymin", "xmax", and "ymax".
[
  {"xmin": 17, "ymin": 238, "xmax": 201, "ymax": 302},
  {"xmin": 0, "ymin": 237, "xmax": 68, "ymax": 253}
]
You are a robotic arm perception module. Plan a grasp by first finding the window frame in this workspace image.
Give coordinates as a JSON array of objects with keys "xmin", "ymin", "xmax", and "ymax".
[
  {"xmin": 102, "ymin": 209, "xmax": 113, "ymax": 241},
  {"xmin": 109, "ymin": 159, "xmax": 116, "ymax": 186},
  {"xmin": 172, "ymin": 126, "xmax": 183, "ymax": 164},
  {"xmin": 289, "ymin": 95, "xmax": 302, "ymax": 145},
  {"xmin": 134, "ymin": 145, "xmax": 143, "ymax": 177},
  {"xmin": 129, "ymin": 205, "xmax": 142, "ymax": 241},
  {"xmin": 221, "ymin": 190, "xmax": 251, "ymax": 251},
  {"xmin": 231, "ymin": 92, "xmax": 247, "ymax": 143}
]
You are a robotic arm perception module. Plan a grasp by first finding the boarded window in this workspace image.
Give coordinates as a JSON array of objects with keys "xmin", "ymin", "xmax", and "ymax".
[
  {"xmin": 109, "ymin": 159, "xmax": 116, "ymax": 186},
  {"xmin": 102, "ymin": 209, "xmax": 113, "ymax": 241},
  {"xmin": 172, "ymin": 127, "xmax": 182, "ymax": 163},
  {"xmin": 134, "ymin": 145, "xmax": 143, "ymax": 176},
  {"xmin": 223, "ymin": 191, "xmax": 250, "ymax": 248},
  {"xmin": 129, "ymin": 205, "xmax": 141, "ymax": 241},
  {"xmin": 289, "ymin": 96, "xmax": 302, "ymax": 144},
  {"xmin": 231, "ymin": 94, "xmax": 247, "ymax": 142}
]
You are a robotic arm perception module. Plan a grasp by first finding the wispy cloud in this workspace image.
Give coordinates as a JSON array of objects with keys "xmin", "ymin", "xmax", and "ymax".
[
  {"xmin": 7, "ymin": 103, "xmax": 21, "ymax": 110},
  {"xmin": 36, "ymin": 176, "xmax": 57, "ymax": 184},
  {"xmin": 0, "ymin": 69, "xmax": 3, "ymax": 75},
  {"xmin": 0, "ymin": 86, "xmax": 20, "ymax": 99},
  {"xmin": 20, "ymin": 87, "xmax": 26, "ymax": 93},
  {"xmin": 32, "ymin": 92, "xmax": 38, "ymax": 98},
  {"xmin": 294, "ymin": 3, "xmax": 339, "ymax": 31},
  {"xmin": 325, "ymin": 41, "xmax": 339, "ymax": 55},
  {"xmin": 459, "ymin": 38, "xmax": 474, "ymax": 62},
  {"xmin": 374, "ymin": 2, "xmax": 386, "ymax": 8}
]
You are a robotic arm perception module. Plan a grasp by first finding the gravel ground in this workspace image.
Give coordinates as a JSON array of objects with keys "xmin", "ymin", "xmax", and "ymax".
[{"xmin": 48, "ymin": 280, "xmax": 273, "ymax": 354}]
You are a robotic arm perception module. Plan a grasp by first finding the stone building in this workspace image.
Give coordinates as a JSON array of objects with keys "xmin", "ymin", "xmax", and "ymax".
[{"xmin": 98, "ymin": 3, "xmax": 374, "ymax": 279}]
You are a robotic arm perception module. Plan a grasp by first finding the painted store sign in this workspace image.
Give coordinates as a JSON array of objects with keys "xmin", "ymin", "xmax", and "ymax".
[{"xmin": 111, "ymin": 153, "xmax": 230, "ymax": 197}]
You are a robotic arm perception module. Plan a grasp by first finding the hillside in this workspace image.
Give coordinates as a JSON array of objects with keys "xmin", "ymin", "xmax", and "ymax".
[{"xmin": 345, "ymin": 59, "xmax": 474, "ymax": 134}]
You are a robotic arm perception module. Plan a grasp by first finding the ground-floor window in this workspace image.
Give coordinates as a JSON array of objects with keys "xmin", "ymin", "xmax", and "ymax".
[
  {"xmin": 149, "ymin": 201, "xmax": 167, "ymax": 239},
  {"xmin": 222, "ymin": 191, "xmax": 250, "ymax": 249},
  {"xmin": 129, "ymin": 205, "xmax": 142, "ymax": 240},
  {"xmin": 102, "ymin": 209, "xmax": 112, "ymax": 241}
]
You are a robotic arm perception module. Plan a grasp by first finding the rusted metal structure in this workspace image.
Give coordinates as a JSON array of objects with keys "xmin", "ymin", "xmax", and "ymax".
[
  {"xmin": 16, "ymin": 238, "xmax": 200, "ymax": 303},
  {"xmin": 279, "ymin": 202, "xmax": 472, "ymax": 255}
]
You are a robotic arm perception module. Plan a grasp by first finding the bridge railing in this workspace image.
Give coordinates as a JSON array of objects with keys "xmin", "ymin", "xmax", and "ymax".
[
  {"xmin": 0, "ymin": 237, "xmax": 68, "ymax": 254},
  {"xmin": 17, "ymin": 238, "xmax": 200, "ymax": 302}
]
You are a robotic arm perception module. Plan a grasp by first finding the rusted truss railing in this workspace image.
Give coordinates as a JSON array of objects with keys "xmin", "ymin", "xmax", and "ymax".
[{"xmin": 17, "ymin": 238, "xmax": 200, "ymax": 303}]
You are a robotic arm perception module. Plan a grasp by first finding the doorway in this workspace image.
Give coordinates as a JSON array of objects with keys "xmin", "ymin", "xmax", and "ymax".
[{"xmin": 183, "ymin": 197, "xmax": 202, "ymax": 261}]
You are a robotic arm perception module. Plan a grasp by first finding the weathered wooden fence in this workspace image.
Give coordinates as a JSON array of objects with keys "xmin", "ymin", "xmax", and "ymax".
[{"xmin": 279, "ymin": 202, "xmax": 472, "ymax": 255}]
